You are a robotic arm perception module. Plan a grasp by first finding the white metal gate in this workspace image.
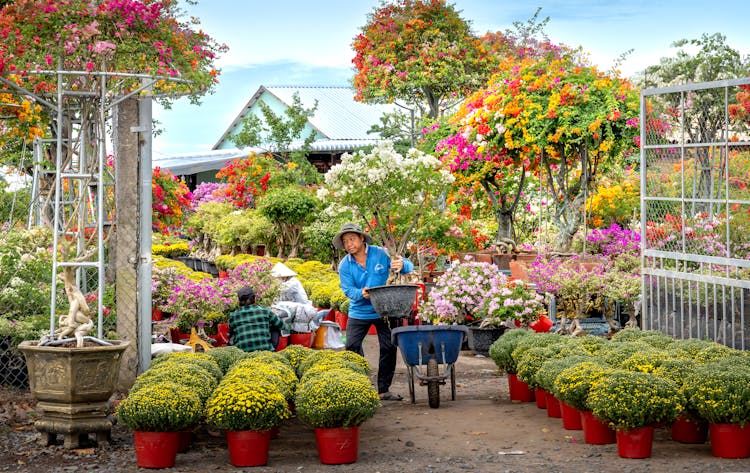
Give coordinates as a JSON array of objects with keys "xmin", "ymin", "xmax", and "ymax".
[{"xmin": 640, "ymin": 78, "xmax": 750, "ymax": 349}]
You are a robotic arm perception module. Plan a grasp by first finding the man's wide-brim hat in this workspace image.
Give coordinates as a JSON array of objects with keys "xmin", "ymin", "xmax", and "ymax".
[
  {"xmin": 271, "ymin": 262, "xmax": 297, "ymax": 278},
  {"xmin": 333, "ymin": 223, "xmax": 373, "ymax": 250}
]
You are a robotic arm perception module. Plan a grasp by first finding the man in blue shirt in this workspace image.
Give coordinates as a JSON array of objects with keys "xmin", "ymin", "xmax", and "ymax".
[{"xmin": 334, "ymin": 223, "xmax": 414, "ymax": 401}]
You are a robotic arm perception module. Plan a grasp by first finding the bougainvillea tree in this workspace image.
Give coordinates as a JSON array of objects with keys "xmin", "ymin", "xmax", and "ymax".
[
  {"xmin": 151, "ymin": 166, "xmax": 192, "ymax": 234},
  {"xmin": 442, "ymin": 48, "xmax": 640, "ymax": 251},
  {"xmin": 352, "ymin": 0, "xmax": 496, "ymax": 119},
  {"xmin": 0, "ymin": 0, "xmax": 225, "ymax": 338},
  {"xmin": 435, "ymin": 37, "xmax": 569, "ymax": 245}
]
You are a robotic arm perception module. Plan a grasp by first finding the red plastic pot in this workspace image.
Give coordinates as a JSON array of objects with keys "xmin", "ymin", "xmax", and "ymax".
[
  {"xmin": 315, "ymin": 426, "xmax": 360, "ymax": 465},
  {"xmin": 709, "ymin": 422, "xmax": 750, "ymax": 458},
  {"xmin": 507, "ymin": 373, "xmax": 534, "ymax": 402},
  {"xmin": 581, "ymin": 410, "xmax": 616, "ymax": 444},
  {"xmin": 134, "ymin": 431, "xmax": 179, "ymax": 469},
  {"xmin": 616, "ymin": 426, "xmax": 654, "ymax": 459},
  {"xmin": 545, "ymin": 391, "xmax": 562, "ymax": 418},
  {"xmin": 226, "ymin": 429, "xmax": 271, "ymax": 467},
  {"xmin": 670, "ymin": 413, "xmax": 707, "ymax": 444}
]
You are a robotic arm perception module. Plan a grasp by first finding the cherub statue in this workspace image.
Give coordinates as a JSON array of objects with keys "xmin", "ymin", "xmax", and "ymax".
[{"xmin": 55, "ymin": 267, "xmax": 94, "ymax": 347}]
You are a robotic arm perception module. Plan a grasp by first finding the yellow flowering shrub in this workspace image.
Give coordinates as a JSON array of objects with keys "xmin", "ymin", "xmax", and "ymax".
[
  {"xmin": 515, "ymin": 346, "xmax": 555, "ymax": 390},
  {"xmin": 553, "ymin": 361, "xmax": 613, "ymax": 411},
  {"xmin": 297, "ymin": 349, "xmax": 370, "ymax": 378},
  {"xmin": 150, "ymin": 352, "xmax": 223, "ymax": 383},
  {"xmin": 295, "ymin": 369, "xmax": 380, "ymax": 428},
  {"xmin": 618, "ymin": 350, "xmax": 674, "ymax": 374},
  {"xmin": 535, "ymin": 355, "xmax": 593, "ymax": 394},
  {"xmin": 229, "ymin": 355, "xmax": 298, "ymax": 398},
  {"xmin": 588, "ymin": 370, "xmax": 684, "ymax": 430},
  {"xmin": 117, "ymin": 382, "xmax": 202, "ymax": 432},
  {"xmin": 585, "ymin": 176, "xmax": 639, "ymax": 228},
  {"xmin": 130, "ymin": 362, "xmax": 217, "ymax": 405},
  {"xmin": 223, "ymin": 364, "xmax": 295, "ymax": 402},
  {"xmin": 278, "ymin": 344, "xmax": 315, "ymax": 377},
  {"xmin": 152, "ymin": 241, "xmax": 189, "ymax": 259},
  {"xmin": 205, "ymin": 378, "xmax": 291, "ymax": 431},
  {"xmin": 682, "ymin": 359, "xmax": 750, "ymax": 426}
]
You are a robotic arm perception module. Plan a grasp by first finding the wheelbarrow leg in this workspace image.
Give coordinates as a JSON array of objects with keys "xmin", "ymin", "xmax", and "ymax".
[
  {"xmin": 407, "ymin": 365, "xmax": 416, "ymax": 404},
  {"xmin": 450, "ymin": 363, "xmax": 457, "ymax": 401}
]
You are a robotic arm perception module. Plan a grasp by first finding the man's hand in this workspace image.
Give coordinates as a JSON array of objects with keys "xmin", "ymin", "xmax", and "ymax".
[
  {"xmin": 362, "ymin": 287, "xmax": 370, "ymax": 299},
  {"xmin": 390, "ymin": 256, "xmax": 403, "ymax": 272}
]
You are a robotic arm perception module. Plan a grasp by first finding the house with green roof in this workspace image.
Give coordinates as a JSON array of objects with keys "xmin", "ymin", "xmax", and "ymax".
[{"xmin": 153, "ymin": 85, "xmax": 394, "ymax": 187}]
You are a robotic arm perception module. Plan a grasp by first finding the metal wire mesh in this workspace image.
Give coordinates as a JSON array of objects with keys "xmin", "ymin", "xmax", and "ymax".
[{"xmin": 641, "ymin": 78, "xmax": 750, "ymax": 349}]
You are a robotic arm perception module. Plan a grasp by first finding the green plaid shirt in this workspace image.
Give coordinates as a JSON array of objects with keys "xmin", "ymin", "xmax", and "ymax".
[{"xmin": 229, "ymin": 305, "xmax": 284, "ymax": 352}]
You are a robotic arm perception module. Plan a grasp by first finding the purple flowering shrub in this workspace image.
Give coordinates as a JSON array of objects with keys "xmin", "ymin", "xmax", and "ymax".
[
  {"xmin": 191, "ymin": 182, "xmax": 230, "ymax": 210},
  {"xmin": 419, "ymin": 261, "xmax": 503, "ymax": 325},
  {"xmin": 153, "ymin": 257, "xmax": 280, "ymax": 332},
  {"xmin": 578, "ymin": 223, "xmax": 640, "ymax": 258}
]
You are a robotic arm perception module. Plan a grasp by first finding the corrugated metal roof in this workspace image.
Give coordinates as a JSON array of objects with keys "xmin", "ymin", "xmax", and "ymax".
[
  {"xmin": 265, "ymin": 86, "xmax": 394, "ymax": 139},
  {"xmin": 213, "ymin": 85, "xmax": 394, "ymax": 150},
  {"xmin": 152, "ymin": 148, "xmax": 252, "ymax": 175}
]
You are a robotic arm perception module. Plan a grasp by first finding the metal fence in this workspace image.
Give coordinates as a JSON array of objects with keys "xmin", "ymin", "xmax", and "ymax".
[{"xmin": 641, "ymin": 78, "xmax": 750, "ymax": 349}]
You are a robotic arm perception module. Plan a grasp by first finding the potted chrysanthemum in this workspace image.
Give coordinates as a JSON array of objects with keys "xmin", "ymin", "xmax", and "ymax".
[
  {"xmin": 682, "ymin": 358, "xmax": 750, "ymax": 458},
  {"xmin": 587, "ymin": 370, "xmax": 684, "ymax": 458},
  {"xmin": 295, "ymin": 368, "xmax": 380, "ymax": 465},
  {"xmin": 205, "ymin": 377, "xmax": 292, "ymax": 467},
  {"xmin": 553, "ymin": 360, "xmax": 615, "ymax": 443},
  {"xmin": 116, "ymin": 382, "xmax": 203, "ymax": 468}
]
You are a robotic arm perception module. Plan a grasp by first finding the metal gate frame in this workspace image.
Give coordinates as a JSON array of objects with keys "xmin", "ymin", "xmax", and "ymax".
[{"xmin": 640, "ymin": 77, "xmax": 750, "ymax": 349}]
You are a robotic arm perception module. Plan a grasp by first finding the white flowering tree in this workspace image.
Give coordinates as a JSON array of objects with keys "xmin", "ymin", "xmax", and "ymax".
[{"xmin": 319, "ymin": 141, "xmax": 454, "ymax": 275}]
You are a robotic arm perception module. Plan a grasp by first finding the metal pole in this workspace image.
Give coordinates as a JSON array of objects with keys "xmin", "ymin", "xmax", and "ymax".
[{"xmin": 137, "ymin": 80, "xmax": 154, "ymax": 371}]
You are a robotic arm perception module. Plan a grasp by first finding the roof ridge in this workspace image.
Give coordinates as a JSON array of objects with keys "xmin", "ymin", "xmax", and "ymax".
[{"xmin": 265, "ymin": 85, "xmax": 352, "ymax": 89}]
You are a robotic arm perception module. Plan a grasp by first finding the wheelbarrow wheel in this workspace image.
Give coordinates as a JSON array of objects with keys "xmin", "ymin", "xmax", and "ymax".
[{"xmin": 427, "ymin": 358, "xmax": 440, "ymax": 409}]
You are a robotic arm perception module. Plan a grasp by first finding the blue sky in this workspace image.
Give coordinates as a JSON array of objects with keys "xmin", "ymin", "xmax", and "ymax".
[{"xmin": 152, "ymin": 0, "xmax": 750, "ymax": 157}]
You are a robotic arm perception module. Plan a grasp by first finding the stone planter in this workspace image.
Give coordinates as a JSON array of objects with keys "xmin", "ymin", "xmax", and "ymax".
[{"xmin": 18, "ymin": 340, "xmax": 129, "ymax": 448}]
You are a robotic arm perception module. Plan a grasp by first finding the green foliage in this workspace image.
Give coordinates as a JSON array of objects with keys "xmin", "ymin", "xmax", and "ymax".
[
  {"xmin": 0, "ymin": 184, "xmax": 30, "ymax": 226},
  {"xmin": 0, "ymin": 226, "xmax": 58, "ymax": 320},
  {"xmin": 257, "ymin": 186, "xmax": 320, "ymax": 258},
  {"xmin": 230, "ymin": 91, "xmax": 321, "ymax": 185},
  {"xmin": 117, "ymin": 382, "xmax": 202, "ymax": 432},
  {"xmin": 488, "ymin": 329, "xmax": 533, "ymax": 374},
  {"xmin": 206, "ymin": 346, "xmax": 246, "ymax": 374}
]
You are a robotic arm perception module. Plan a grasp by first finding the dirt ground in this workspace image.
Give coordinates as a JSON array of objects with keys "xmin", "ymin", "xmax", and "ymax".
[{"xmin": 2, "ymin": 335, "xmax": 750, "ymax": 473}]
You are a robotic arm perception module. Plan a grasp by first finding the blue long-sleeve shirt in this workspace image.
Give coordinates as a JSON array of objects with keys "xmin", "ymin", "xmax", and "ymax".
[{"xmin": 338, "ymin": 244, "xmax": 414, "ymax": 320}]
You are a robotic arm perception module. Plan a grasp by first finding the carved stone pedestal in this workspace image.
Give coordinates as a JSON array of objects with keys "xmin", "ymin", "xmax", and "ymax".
[{"xmin": 18, "ymin": 340, "xmax": 129, "ymax": 449}]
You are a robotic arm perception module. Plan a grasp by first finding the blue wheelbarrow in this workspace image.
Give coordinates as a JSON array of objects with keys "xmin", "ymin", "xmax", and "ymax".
[{"xmin": 391, "ymin": 325, "xmax": 468, "ymax": 408}]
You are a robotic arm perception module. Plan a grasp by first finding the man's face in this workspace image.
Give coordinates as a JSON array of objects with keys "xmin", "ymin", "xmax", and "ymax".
[{"xmin": 341, "ymin": 232, "xmax": 365, "ymax": 255}]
